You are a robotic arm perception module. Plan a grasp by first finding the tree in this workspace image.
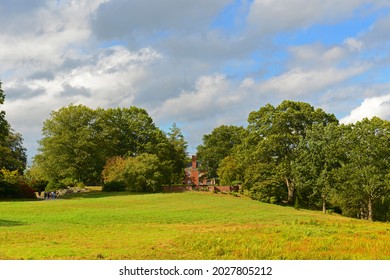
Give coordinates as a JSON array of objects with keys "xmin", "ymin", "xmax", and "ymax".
[
  {"xmin": 97, "ymin": 110, "xmax": 186, "ymax": 185},
  {"xmin": 0, "ymin": 81, "xmax": 27, "ymax": 173},
  {"xmin": 0, "ymin": 81, "xmax": 8, "ymax": 141},
  {"xmin": 34, "ymin": 104, "xmax": 100, "ymax": 185},
  {"xmin": 293, "ymin": 123, "xmax": 344, "ymax": 212},
  {"xmin": 34, "ymin": 104, "xmax": 188, "ymax": 187},
  {"xmin": 197, "ymin": 125, "xmax": 245, "ymax": 180},
  {"xmin": 244, "ymin": 100, "xmax": 338, "ymax": 204},
  {"xmin": 218, "ymin": 155, "xmax": 243, "ymax": 186},
  {"xmin": 337, "ymin": 117, "xmax": 390, "ymax": 221},
  {"xmin": 165, "ymin": 123, "xmax": 188, "ymax": 184},
  {"xmin": 96, "ymin": 107, "xmax": 162, "ymax": 158},
  {"xmin": 0, "ymin": 129, "xmax": 27, "ymax": 172}
]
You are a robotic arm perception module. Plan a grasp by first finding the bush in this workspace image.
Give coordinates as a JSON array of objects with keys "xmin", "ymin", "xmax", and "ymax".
[
  {"xmin": 60, "ymin": 178, "xmax": 78, "ymax": 188},
  {"xmin": 102, "ymin": 181, "xmax": 126, "ymax": 192},
  {"xmin": 0, "ymin": 169, "xmax": 36, "ymax": 199},
  {"xmin": 246, "ymin": 179, "xmax": 286, "ymax": 204},
  {"xmin": 15, "ymin": 181, "xmax": 36, "ymax": 199},
  {"xmin": 0, "ymin": 180, "xmax": 36, "ymax": 199},
  {"xmin": 45, "ymin": 181, "xmax": 65, "ymax": 191},
  {"xmin": 102, "ymin": 153, "xmax": 163, "ymax": 193},
  {"xmin": 330, "ymin": 206, "xmax": 343, "ymax": 215}
]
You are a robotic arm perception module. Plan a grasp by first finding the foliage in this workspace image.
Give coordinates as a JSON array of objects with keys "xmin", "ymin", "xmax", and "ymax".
[
  {"xmin": 102, "ymin": 153, "xmax": 164, "ymax": 192},
  {"xmin": 0, "ymin": 81, "xmax": 7, "ymax": 142},
  {"xmin": 292, "ymin": 123, "xmax": 344, "ymax": 212},
  {"xmin": 33, "ymin": 105, "xmax": 187, "ymax": 186},
  {"xmin": 200, "ymin": 100, "xmax": 389, "ymax": 221},
  {"xmin": 45, "ymin": 181, "xmax": 65, "ymax": 191},
  {"xmin": 239, "ymin": 100, "xmax": 338, "ymax": 204},
  {"xmin": 218, "ymin": 155, "xmax": 243, "ymax": 186},
  {"xmin": 0, "ymin": 82, "xmax": 27, "ymax": 173},
  {"xmin": 34, "ymin": 104, "xmax": 99, "ymax": 184},
  {"xmin": 335, "ymin": 117, "xmax": 390, "ymax": 221},
  {"xmin": 165, "ymin": 123, "xmax": 188, "ymax": 184},
  {"xmin": 197, "ymin": 125, "xmax": 245, "ymax": 179},
  {"xmin": 0, "ymin": 168, "xmax": 36, "ymax": 199},
  {"xmin": 102, "ymin": 181, "xmax": 126, "ymax": 192}
]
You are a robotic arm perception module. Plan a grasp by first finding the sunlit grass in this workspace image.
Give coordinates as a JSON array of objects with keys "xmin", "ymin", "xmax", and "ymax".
[{"xmin": 0, "ymin": 192, "xmax": 389, "ymax": 259}]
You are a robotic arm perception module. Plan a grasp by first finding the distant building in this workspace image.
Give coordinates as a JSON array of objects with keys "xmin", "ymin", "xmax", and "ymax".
[{"xmin": 184, "ymin": 155, "xmax": 215, "ymax": 186}]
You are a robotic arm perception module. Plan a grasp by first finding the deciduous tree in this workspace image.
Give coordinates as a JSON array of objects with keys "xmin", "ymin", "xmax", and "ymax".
[
  {"xmin": 244, "ymin": 100, "xmax": 338, "ymax": 204},
  {"xmin": 337, "ymin": 117, "xmax": 390, "ymax": 221},
  {"xmin": 197, "ymin": 125, "xmax": 245, "ymax": 180}
]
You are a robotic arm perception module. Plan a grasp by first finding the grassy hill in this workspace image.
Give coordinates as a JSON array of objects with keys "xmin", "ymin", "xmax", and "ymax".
[{"xmin": 0, "ymin": 191, "xmax": 389, "ymax": 260}]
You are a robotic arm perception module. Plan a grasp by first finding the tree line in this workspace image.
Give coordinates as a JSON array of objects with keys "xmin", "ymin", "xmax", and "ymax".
[
  {"xmin": 197, "ymin": 100, "xmax": 390, "ymax": 222},
  {"xmin": 1, "ymin": 80, "xmax": 389, "ymax": 221}
]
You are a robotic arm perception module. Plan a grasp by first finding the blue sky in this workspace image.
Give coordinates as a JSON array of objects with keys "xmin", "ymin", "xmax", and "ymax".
[{"xmin": 1, "ymin": 0, "xmax": 390, "ymax": 161}]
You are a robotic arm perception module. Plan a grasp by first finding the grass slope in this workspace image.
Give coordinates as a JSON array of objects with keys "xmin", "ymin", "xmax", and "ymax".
[{"xmin": 0, "ymin": 192, "xmax": 389, "ymax": 260}]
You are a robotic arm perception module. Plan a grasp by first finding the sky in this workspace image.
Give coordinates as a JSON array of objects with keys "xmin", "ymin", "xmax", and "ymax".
[{"xmin": 2, "ymin": 0, "xmax": 390, "ymax": 163}]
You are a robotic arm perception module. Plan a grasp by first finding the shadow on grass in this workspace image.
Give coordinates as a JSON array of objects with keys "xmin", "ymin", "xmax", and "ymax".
[
  {"xmin": 0, "ymin": 198, "xmax": 37, "ymax": 202},
  {"xmin": 0, "ymin": 219, "xmax": 26, "ymax": 227}
]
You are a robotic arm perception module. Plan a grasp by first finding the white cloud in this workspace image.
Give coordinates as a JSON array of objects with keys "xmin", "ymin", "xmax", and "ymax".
[
  {"xmin": 344, "ymin": 37, "xmax": 364, "ymax": 52},
  {"xmin": 2, "ymin": 45, "xmax": 162, "ymax": 159},
  {"xmin": 91, "ymin": 0, "xmax": 231, "ymax": 41},
  {"xmin": 247, "ymin": 0, "xmax": 366, "ymax": 35},
  {"xmin": 288, "ymin": 44, "xmax": 348, "ymax": 69},
  {"xmin": 2, "ymin": 0, "xmax": 390, "ymax": 160},
  {"xmin": 258, "ymin": 65, "xmax": 368, "ymax": 97},
  {"xmin": 153, "ymin": 74, "xmax": 247, "ymax": 122},
  {"xmin": 341, "ymin": 94, "xmax": 390, "ymax": 124}
]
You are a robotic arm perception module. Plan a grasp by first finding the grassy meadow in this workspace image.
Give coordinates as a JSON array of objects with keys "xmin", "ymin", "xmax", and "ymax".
[{"xmin": 0, "ymin": 191, "xmax": 389, "ymax": 260}]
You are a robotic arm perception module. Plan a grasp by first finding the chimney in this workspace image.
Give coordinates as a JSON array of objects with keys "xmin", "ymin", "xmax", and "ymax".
[{"xmin": 192, "ymin": 155, "xmax": 197, "ymax": 169}]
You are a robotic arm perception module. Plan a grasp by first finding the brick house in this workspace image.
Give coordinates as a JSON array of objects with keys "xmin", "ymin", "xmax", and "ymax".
[{"xmin": 184, "ymin": 155, "xmax": 215, "ymax": 186}]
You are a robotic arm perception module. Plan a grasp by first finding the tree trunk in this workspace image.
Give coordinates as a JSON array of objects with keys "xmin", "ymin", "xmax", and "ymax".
[
  {"xmin": 367, "ymin": 197, "xmax": 373, "ymax": 222},
  {"xmin": 322, "ymin": 194, "xmax": 326, "ymax": 214},
  {"xmin": 286, "ymin": 178, "xmax": 294, "ymax": 204}
]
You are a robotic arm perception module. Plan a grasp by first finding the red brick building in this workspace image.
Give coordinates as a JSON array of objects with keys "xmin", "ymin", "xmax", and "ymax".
[{"xmin": 184, "ymin": 156, "xmax": 215, "ymax": 186}]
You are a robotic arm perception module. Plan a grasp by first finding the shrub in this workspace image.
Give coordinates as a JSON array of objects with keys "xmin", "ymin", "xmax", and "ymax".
[
  {"xmin": 331, "ymin": 206, "xmax": 343, "ymax": 215},
  {"xmin": 60, "ymin": 177, "xmax": 78, "ymax": 188},
  {"xmin": 102, "ymin": 181, "xmax": 126, "ymax": 192},
  {"xmin": 246, "ymin": 179, "xmax": 286, "ymax": 204},
  {"xmin": 0, "ymin": 180, "xmax": 36, "ymax": 199},
  {"xmin": 15, "ymin": 181, "xmax": 36, "ymax": 199},
  {"xmin": 102, "ymin": 153, "xmax": 164, "ymax": 193},
  {"xmin": 45, "ymin": 181, "xmax": 65, "ymax": 191},
  {"xmin": 75, "ymin": 181, "xmax": 86, "ymax": 188},
  {"xmin": 0, "ymin": 169, "xmax": 36, "ymax": 199}
]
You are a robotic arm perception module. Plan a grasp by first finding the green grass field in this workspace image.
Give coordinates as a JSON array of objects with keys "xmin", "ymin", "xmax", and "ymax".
[{"xmin": 0, "ymin": 191, "xmax": 389, "ymax": 260}]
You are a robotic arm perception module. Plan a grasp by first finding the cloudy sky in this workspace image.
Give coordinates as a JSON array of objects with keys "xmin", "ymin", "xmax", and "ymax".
[{"xmin": 2, "ymin": 0, "xmax": 390, "ymax": 162}]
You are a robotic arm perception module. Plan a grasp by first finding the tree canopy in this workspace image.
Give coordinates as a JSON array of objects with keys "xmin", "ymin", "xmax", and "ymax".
[
  {"xmin": 33, "ymin": 104, "xmax": 187, "ymax": 187},
  {"xmin": 197, "ymin": 125, "xmax": 245, "ymax": 180},
  {"xmin": 243, "ymin": 100, "xmax": 338, "ymax": 204},
  {"xmin": 0, "ymin": 81, "xmax": 27, "ymax": 173},
  {"xmin": 204, "ymin": 100, "xmax": 389, "ymax": 221}
]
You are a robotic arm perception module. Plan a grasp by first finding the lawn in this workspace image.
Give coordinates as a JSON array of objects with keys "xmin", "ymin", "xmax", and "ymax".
[{"xmin": 0, "ymin": 191, "xmax": 389, "ymax": 260}]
